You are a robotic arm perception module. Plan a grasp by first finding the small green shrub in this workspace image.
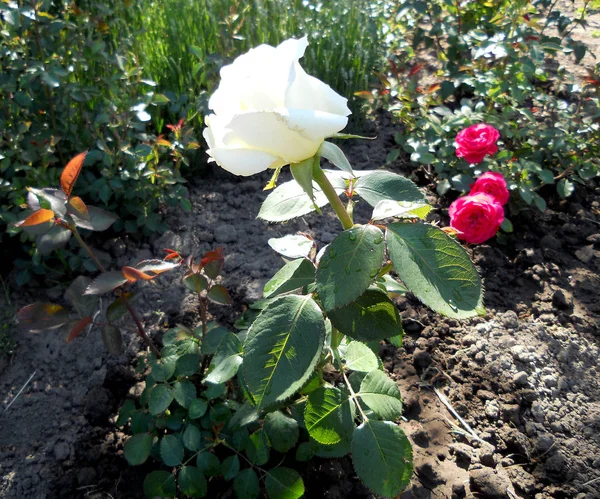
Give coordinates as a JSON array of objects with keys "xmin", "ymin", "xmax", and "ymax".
[
  {"xmin": 382, "ymin": 0, "xmax": 600, "ymax": 209},
  {"xmin": 0, "ymin": 0, "xmax": 199, "ymax": 257}
]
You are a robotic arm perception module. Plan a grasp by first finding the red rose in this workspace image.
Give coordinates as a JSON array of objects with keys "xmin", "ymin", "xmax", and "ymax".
[
  {"xmin": 469, "ymin": 172, "xmax": 509, "ymax": 205},
  {"xmin": 448, "ymin": 193, "xmax": 504, "ymax": 244},
  {"xmin": 455, "ymin": 124, "xmax": 500, "ymax": 164}
]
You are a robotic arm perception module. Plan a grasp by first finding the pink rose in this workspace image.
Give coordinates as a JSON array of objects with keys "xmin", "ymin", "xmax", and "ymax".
[
  {"xmin": 455, "ymin": 124, "xmax": 500, "ymax": 164},
  {"xmin": 469, "ymin": 172, "xmax": 509, "ymax": 205},
  {"xmin": 449, "ymin": 193, "xmax": 504, "ymax": 244}
]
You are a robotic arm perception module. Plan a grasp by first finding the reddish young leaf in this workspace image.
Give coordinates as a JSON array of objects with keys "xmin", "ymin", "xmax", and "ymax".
[
  {"xmin": 201, "ymin": 248, "xmax": 224, "ymax": 278},
  {"xmin": 408, "ymin": 62, "xmax": 425, "ymax": 76},
  {"xmin": 17, "ymin": 303, "xmax": 69, "ymax": 332},
  {"xmin": 135, "ymin": 259, "xmax": 179, "ymax": 275},
  {"xmin": 60, "ymin": 151, "xmax": 87, "ymax": 197},
  {"xmin": 122, "ymin": 266, "xmax": 155, "ymax": 282},
  {"xmin": 164, "ymin": 252, "xmax": 180, "ymax": 261},
  {"xmin": 68, "ymin": 196, "xmax": 89, "ymax": 220},
  {"xmin": 20, "ymin": 209, "xmax": 55, "ymax": 226},
  {"xmin": 66, "ymin": 316, "xmax": 92, "ymax": 343}
]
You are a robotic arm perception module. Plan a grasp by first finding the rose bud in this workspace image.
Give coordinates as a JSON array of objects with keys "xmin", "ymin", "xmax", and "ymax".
[
  {"xmin": 448, "ymin": 193, "xmax": 504, "ymax": 244},
  {"xmin": 455, "ymin": 124, "xmax": 500, "ymax": 164}
]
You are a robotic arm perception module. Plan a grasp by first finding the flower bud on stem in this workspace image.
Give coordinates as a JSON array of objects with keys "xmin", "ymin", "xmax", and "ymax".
[{"xmin": 312, "ymin": 164, "xmax": 353, "ymax": 230}]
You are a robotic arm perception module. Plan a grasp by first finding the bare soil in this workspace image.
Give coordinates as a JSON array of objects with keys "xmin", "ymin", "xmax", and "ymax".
[{"xmin": 2, "ymin": 2, "xmax": 600, "ymax": 496}]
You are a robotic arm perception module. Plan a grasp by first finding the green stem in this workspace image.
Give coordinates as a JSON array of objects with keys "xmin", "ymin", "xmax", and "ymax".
[
  {"xmin": 122, "ymin": 293, "xmax": 161, "ymax": 358},
  {"xmin": 70, "ymin": 226, "xmax": 106, "ymax": 272},
  {"xmin": 376, "ymin": 262, "xmax": 394, "ymax": 279},
  {"xmin": 70, "ymin": 225, "xmax": 161, "ymax": 357},
  {"xmin": 312, "ymin": 164, "xmax": 353, "ymax": 230},
  {"xmin": 332, "ymin": 348, "xmax": 368, "ymax": 423}
]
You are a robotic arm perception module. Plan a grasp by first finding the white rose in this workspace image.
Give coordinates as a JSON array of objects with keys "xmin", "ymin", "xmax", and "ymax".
[{"xmin": 203, "ymin": 36, "xmax": 351, "ymax": 176}]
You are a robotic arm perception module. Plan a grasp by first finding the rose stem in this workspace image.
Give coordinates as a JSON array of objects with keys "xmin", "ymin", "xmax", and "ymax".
[
  {"xmin": 312, "ymin": 165, "xmax": 353, "ymax": 230},
  {"xmin": 70, "ymin": 225, "xmax": 161, "ymax": 357}
]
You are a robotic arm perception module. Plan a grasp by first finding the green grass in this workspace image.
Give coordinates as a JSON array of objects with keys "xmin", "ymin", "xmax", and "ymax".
[{"xmin": 123, "ymin": 0, "xmax": 387, "ymax": 115}]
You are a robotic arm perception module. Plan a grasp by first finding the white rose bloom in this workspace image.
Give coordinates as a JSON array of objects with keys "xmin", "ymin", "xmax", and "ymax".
[{"xmin": 203, "ymin": 36, "xmax": 351, "ymax": 176}]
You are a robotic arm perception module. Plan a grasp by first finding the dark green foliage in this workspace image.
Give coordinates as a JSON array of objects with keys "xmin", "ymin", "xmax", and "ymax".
[{"xmin": 383, "ymin": 0, "xmax": 599, "ymax": 208}]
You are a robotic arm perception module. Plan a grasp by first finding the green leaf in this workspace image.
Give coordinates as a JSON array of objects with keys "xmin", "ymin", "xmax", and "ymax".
[
  {"xmin": 233, "ymin": 468, "xmax": 260, "ymax": 499},
  {"xmin": 204, "ymin": 332, "xmax": 243, "ymax": 384},
  {"xmin": 557, "ymin": 178, "xmax": 575, "ymax": 198},
  {"xmin": 291, "ymin": 157, "xmax": 316, "ymax": 202},
  {"xmin": 352, "ymin": 421, "xmax": 413, "ymax": 497},
  {"xmin": 242, "ymin": 295, "xmax": 325, "ymax": 409},
  {"xmin": 116, "ymin": 399, "xmax": 136, "ymax": 427},
  {"xmin": 150, "ymin": 355, "xmax": 178, "ymax": 382},
  {"xmin": 182, "ymin": 424, "xmax": 203, "ymax": 451},
  {"xmin": 201, "ymin": 326, "xmax": 229, "ymax": 355},
  {"xmin": 143, "ymin": 471, "xmax": 176, "ymax": 498},
  {"xmin": 304, "ymin": 387, "xmax": 355, "ymax": 445},
  {"xmin": 176, "ymin": 352, "xmax": 201, "ymax": 377},
  {"xmin": 189, "ymin": 398, "xmax": 208, "ymax": 419},
  {"xmin": 101, "ymin": 325, "xmax": 124, "ymax": 354},
  {"xmin": 204, "ymin": 382, "xmax": 227, "ymax": 400},
  {"xmin": 123, "ymin": 433, "xmax": 153, "ymax": 465},
  {"xmin": 106, "ymin": 296, "xmax": 128, "ymax": 322},
  {"xmin": 316, "ymin": 225, "xmax": 385, "ymax": 311},
  {"xmin": 264, "ymin": 411, "xmax": 299, "ymax": 453},
  {"xmin": 245, "ymin": 429, "xmax": 270, "ymax": 465},
  {"xmin": 358, "ymin": 370, "xmax": 403, "ymax": 420},
  {"xmin": 319, "ymin": 141, "xmax": 353, "ymax": 174},
  {"xmin": 500, "ymin": 218, "xmax": 513, "ymax": 233},
  {"xmin": 263, "ymin": 258, "xmax": 315, "ymax": 298},
  {"xmin": 354, "ymin": 171, "xmax": 425, "ymax": 208},
  {"xmin": 386, "ymin": 223, "xmax": 484, "ymax": 319},
  {"xmin": 173, "ymin": 380, "xmax": 196, "ymax": 408},
  {"xmin": 295, "ymin": 442, "xmax": 314, "ymax": 462},
  {"xmin": 65, "ymin": 276, "xmax": 100, "ymax": 318},
  {"xmin": 268, "ymin": 234, "xmax": 314, "ymax": 259},
  {"xmin": 207, "ymin": 284, "xmax": 232, "ymax": 305},
  {"xmin": 72, "ymin": 206, "xmax": 118, "ymax": 231},
  {"xmin": 311, "ymin": 435, "xmax": 351, "ymax": 458},
  {"xmin": 160, "ymin": 434, "xmax": 184, "ymax": 466},
  {"xmin": 344, "ymin": 341, "xmax": 379, "ymax": 372},
  {"xmin": 377, "ymin": 275, "xmax": 408, "ymax": 295},
  {"xmin": 196, "ymin": 452, "xmax": 220, "ymax": 476},
  {"xmin": 328, "ymin": 288, "xmax": 403, "ymax": 342},
  {"xmin": 148, "ymin": 384, "xmax": 174, "ymax": 416},
  {"xmin": 36, "ymin": 225, "xmax": 72, "ymax": 255},
  {"xmin": 221, "ymin": 455, "xmax": 240, "ymax": 481},
  {"xmin": 228, "ymin": 402, "xmax": 260, "ymax": 430},
  {"xmin": 84, "ymin": 271, "xmax": 128, "ymax": 295},
  {"xmin": 178, "ymin": 466, "xmax": 207, "ymax": 498},
  {"xmin": 184, "ymin": 273, "xmax": 209, "ymax": 294},
  {"xmin": 371, "ymin": 200, "xmax": 431, "ymax": 221},
  {"xmin": 258, "ymin": 176, "xmax": 344, "ymax": 222},
  {"xmin": 265, "ymin": 468, "xmax": 304, "ymax": 499}
]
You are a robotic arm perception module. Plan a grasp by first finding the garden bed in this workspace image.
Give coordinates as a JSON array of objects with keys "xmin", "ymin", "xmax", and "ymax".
[{"xmin": 1, "ymin": 112, "xmax": 599, "ymax": 498}]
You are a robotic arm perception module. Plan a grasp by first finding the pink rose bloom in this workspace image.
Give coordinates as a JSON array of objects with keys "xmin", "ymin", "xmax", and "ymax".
[
  {"xmin": 448, "ymin": 193, "xmax": 504, "ymax": 244},
  {"xmin": 455, "ymin": 124, "xmax": 500, "ymax": 164},
  {"xmin": 469, "ymin": 172, "xmax": 509, "ymax": 205}
]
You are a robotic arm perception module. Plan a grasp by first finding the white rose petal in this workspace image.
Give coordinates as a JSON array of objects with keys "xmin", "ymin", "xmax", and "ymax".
[{"xmin": 203, "ymin": 36, "xmax": 351, "ymax": 176}]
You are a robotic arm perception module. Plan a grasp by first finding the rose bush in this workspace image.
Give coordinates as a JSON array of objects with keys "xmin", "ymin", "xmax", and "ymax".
[
  {"xmin": 203, "ymin": 36, "xmax": 351, "ymax": 176},
  {"xmin": 469, "ymin": 172, "xmax": 510, "ymax": 205},
  {"xmin": 455, "ymin": 124, "xmax": 500, "ymax": 164},
  {"xmin": 449, "ymin": 193, "xmax": 504, "ymax": 244}
]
